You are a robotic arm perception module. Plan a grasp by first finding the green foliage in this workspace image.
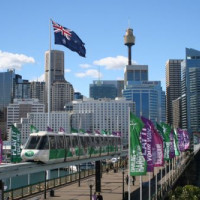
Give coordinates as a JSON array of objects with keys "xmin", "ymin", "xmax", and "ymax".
[{"xmin": 169, "ymin": 185, "xmax": 200, "ymax": 200}]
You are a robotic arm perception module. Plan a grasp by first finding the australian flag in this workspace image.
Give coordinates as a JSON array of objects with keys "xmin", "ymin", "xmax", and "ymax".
[{"xmin": 52, "ymin": 21, "xmax": 86, "ymax": 57}]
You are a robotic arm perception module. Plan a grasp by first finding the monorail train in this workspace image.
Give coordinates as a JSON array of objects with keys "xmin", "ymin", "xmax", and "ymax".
[{"xmin": 21, "ymin": 131, "xmax": 122, "ymax": 163}]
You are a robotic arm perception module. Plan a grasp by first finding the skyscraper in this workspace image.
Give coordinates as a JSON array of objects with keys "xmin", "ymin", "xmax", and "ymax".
[
  {"xmin": 181, "ymin": 48, "xmax": 200, "ymax": 134},
  {"xmin": 44, "ymin": 50, "xmax": 74, "ymax": 111},
  {"xmin": 30, "ymin": 81, "xmax": 45, "ymax": 105},
  {"xmin": 45, "ymin": 50, "xmax": 65, "ymax": 85},
  {"xmin": 165, "ymin": 59, "xmax": 182, "ymax": 126},
  {"xmin": 52, "ymin": 80, "xmax": 74, "ymax": 111}
]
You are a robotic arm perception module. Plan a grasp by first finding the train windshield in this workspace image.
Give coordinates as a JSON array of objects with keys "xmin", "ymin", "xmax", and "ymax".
[
  {"xmin": 25, "ymin": 136, "xmax": 40, "ymax": 149},
  {"xmin": 38, "ymin": 136, "xmax": 49, "ymax": 150}
]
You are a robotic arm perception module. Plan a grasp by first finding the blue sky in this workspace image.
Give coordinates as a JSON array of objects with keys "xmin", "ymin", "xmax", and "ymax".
[{"xmin": 0, "ymin": 0, "xmax": 200, "ymax": 97}]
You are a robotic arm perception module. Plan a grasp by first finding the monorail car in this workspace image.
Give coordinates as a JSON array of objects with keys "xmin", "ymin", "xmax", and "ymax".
[{"xmin": 21, "ymin": 131, "xmax": 121, "ymax": 163}]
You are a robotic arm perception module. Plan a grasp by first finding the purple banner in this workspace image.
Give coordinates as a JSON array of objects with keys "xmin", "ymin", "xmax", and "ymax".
[
  {"xmin": 152, "ymin": 128, "xmax": 164, "ymax": 167},
  {"xmin": 177, "ymin": 128, "xmax": 185, "ymax": 152},
  {"xmin": 141, "ymin": 117, "xmax": 154, "ymax": 172},
  {"xmin": 169, "ymin": 131, "xmax": 175, "ymax": 159},
  {"xmin": 183, "ymin": 130, "xmax": 190, "ymax": 150},
  {"xmin": 59, "ymin": 127, "xmax": 65, "ymax": 132},
  {"xmin": 47, "ymin": 126, "xmax": 53, "ymax": 132}
]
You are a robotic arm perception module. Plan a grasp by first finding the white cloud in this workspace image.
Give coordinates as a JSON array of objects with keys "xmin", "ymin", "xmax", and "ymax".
[
  {"xmin": 0, "ymin": 50, "xmax": 35, "ymax": 70},
  {"xmin": 65, "ymin": 68, "xmax": 71, "ymax": 73},
  {"xmin": 31, "ymin": 74, "xmax": 45, "ymax": 82},
  {"xmin": 116, "ymin": 77, "xmax": 123, "ymax": 80},
  {"xmin": 93, "ymin": 55, "xmax": 136, "ymax": 70},
  {"xmin": 79, "ymin": 64, "xmax": 91, "ymax": 69},
  {"xmin": 75, "ymin": 69, "xmax": 102, "ymax": 78}
]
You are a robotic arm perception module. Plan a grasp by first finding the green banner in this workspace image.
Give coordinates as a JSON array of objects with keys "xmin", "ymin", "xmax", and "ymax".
[
  {"xmin": 11, "ymin": 125, "xmax": 21, "ymax": 163},
  {"xmin": 30, "ymin": 125, "xmax": 39, "ymax": 133},
  {"xmin": 173, "ymin": 129, "xmax": 180, "ymax": 156},
  {"xmin": 130, "ymin": 112, "xmax": 147, "ymax": 176},
  {"xmin": 157, "ymin": 123, "xmax": 171, "ymax": 160}
]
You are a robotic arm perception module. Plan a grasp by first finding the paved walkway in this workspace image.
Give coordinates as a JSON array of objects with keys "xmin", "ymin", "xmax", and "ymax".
[
  {"xmin": 29, "ymin": 152, "xmax": 190, "ymax": 200},
  {"xmin": 31, "ymin": 168, "xmax": 144, "ymax": 200}
]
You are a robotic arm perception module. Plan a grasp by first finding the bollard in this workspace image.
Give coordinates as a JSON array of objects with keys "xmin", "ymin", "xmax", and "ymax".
[{"xmin": 50, "ymin": 189, "xmax": 54, "ymax": 197}]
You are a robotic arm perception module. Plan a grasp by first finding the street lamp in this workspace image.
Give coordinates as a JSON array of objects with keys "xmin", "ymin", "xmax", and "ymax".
[
  {"xmin": 87, "ymin": 179, "xmax": 95, "ymax": 200},
  {"xmin": 121, "ymin": 167, "xmax": 125, "ymax": 200}
]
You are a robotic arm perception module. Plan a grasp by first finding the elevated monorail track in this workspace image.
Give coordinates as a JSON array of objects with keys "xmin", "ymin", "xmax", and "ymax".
[{"xmin": 0, "ymin": 150, "xmax": 128, "ymax": 180}]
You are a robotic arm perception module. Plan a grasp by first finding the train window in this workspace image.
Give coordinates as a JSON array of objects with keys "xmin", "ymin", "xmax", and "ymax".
[
  {"xmin": 65, "ymin": 136, "xmax": 70, "ymax": 148},
  {"xmin": 86, "ymin": 137, "xmax": 91, "ymax": 146},
  {"xmin": 49, "ymin": 136, "xmax": 56, "ymax": 149},
  {"xmin": 96, "ymin": 137, "xmax": 100, "ymax": 146},
  {"xmin": 90, "ymin": 137, "xmax": 96, "ymax": 147},
  {"xmin": 118, "ymin": 137, "xmax": 121, "ymax": 145},
  {"xmin": 38, "ymin": 136, "xmax": 49, "ymax": 150},
  {"xmin": 100, "ymin": 137, "xmax": 104, "ymax": 145},
  {"xmin": 80, "ymin": 137, "xmax": 86, "ymax": 148},
  {"xmin": 57, "ymin": 136, "xmax": 64, "ymax": 149},
  {"xmin": 25, "ymin": 136, "xmax": 40, "ymax": 149},
  {"xmin": 71, "ymin": 136, "xmax": 79, "ymax": 147},
  {"xmin": 104, "ymin": 137, "xmax": 108, "ymax": 145}
]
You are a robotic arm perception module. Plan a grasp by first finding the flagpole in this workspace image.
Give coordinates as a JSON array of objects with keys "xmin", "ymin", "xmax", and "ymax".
[
  {"xmin": 161, "ymin": 166, "xmax": 163, "ymax": 197},
  {"xmin": 155, "ymin": 168, "xmax": 157, "ymax": 200},
  {"xmin": 169, "ymin": 160, "xmax": 171, "ymax": 186},
  {"xmin": 149, "ymin": 172, "xmax": 151, "ymax": 200},
  {"xmin": 128, "ymin": 107, "xmax": 131, "ymax": 200},
  {"xmin": 48, "ymin": 19, "xmax": 52, "ymax": 127},
  {"xmin": 140, "ymin": 176, "xmax": 142, "ymax": 200}
]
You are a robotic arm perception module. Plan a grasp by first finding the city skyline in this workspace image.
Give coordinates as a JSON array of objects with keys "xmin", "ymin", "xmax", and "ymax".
[{"xmin": 1, "ymin": 1, "xmax": 200, "ymax": 97}]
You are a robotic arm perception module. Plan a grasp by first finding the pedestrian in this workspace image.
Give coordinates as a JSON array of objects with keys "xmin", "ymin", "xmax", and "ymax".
[
  {"xmin": 132, "ymin": 176, "xmax": 135, "ymax": 185},
  {"xmin": 126, "ymin": 175, "xmax": 129, "ymax": 185},
  {"xmin": 97, "ymin": 192, "xmax": 103, "ymax": 200},
  {"xmin": 92, "ymin": 192, "xmax": 97, "ymax": 200},
  {"xmin": 106, "ymin": 167, "xmax": 109, "ymax": 173}
]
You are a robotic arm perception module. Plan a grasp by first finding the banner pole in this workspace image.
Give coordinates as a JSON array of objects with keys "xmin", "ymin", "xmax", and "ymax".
[
  {"xmin": 48, "ymin": 19, "xmax": 52, "ymax": 127},
  {"xmin": 140, "ymin": 176, "xmax": 142, "ymax": 200},
  {"xmin": 149, "ymin": 172, "xmax": 151, "ymax": 200},
  {"xmin": 169, "ymin": 160, "xmax": 171, "ymax": 186},
  {"xmin": 161, "ymin": 166, "xmax": 163, "ymax": 197},
  {"xmin": 155, "ymin": 168, "xmax": 157, "ymax": 200},
  {"xmin": 128, "ymin": 107, "xmax": 130, "ymax": 200}
]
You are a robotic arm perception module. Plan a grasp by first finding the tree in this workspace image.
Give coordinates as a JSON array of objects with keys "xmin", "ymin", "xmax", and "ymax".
[{"xmin": 169, "ymin": 185, "xmax": 200, "ymax": 200}]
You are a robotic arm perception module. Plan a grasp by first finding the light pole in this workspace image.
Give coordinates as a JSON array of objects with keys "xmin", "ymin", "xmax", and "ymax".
[
  {"xmin": 122, "ymin": 167, "xmax": 125, "ymax": 200},
  {"xmin": 87, "ymin": 179, "xmax": 95, "ymax": 200}
]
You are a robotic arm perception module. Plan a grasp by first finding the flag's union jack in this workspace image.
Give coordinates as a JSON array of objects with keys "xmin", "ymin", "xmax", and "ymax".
[{"xmin": 52, "ymin": 21, "xmax": 72, "ymax": 40}]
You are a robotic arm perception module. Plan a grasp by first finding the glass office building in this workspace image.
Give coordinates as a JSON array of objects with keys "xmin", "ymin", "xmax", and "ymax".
[
  {"xmin": 123, "ymin": 65, "xmax": 166, "ymax": 124},
  {"xmin": 181, "ymin": 48, "xmax": 200, "ymax": 134},
  {"xmin": 90, "ymin": 81, "xmax": 118, "ymax": 100},
  {"xmin": 0, "ymin": 70, "xmax": 15, "ymax": 111}
]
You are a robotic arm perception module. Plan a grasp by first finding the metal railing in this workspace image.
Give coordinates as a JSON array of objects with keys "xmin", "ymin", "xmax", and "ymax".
[{"xmin": 4, "ymin": 167, "xmax": 96, "ymax": 200}]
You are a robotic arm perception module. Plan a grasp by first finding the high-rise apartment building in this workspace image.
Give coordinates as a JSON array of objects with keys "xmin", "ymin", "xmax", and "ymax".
[
  {"xmin": 7, "ymin": 98, "xmax": 45, "ymax": 141},
  {"xmin": 165, "ymin": 59, "xmax": 182, "ymax": 126},
  {"xmin": 181, "ymin": 48, "xmax": 200, "ymax": 134},
  {"xmin": 30, "ymin": 81, "xmax": 45, "ymax": 105},
  {"xmin": 15, "ymin": 112, "xmax": 71, "ymax": 144},
  {"xmin": 72, "ymin": 98, "xmax": 135, "ymax": 144},
  {"xmin": 52, "ymin": 80, "xmax": 74, "ymax": 111}
]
